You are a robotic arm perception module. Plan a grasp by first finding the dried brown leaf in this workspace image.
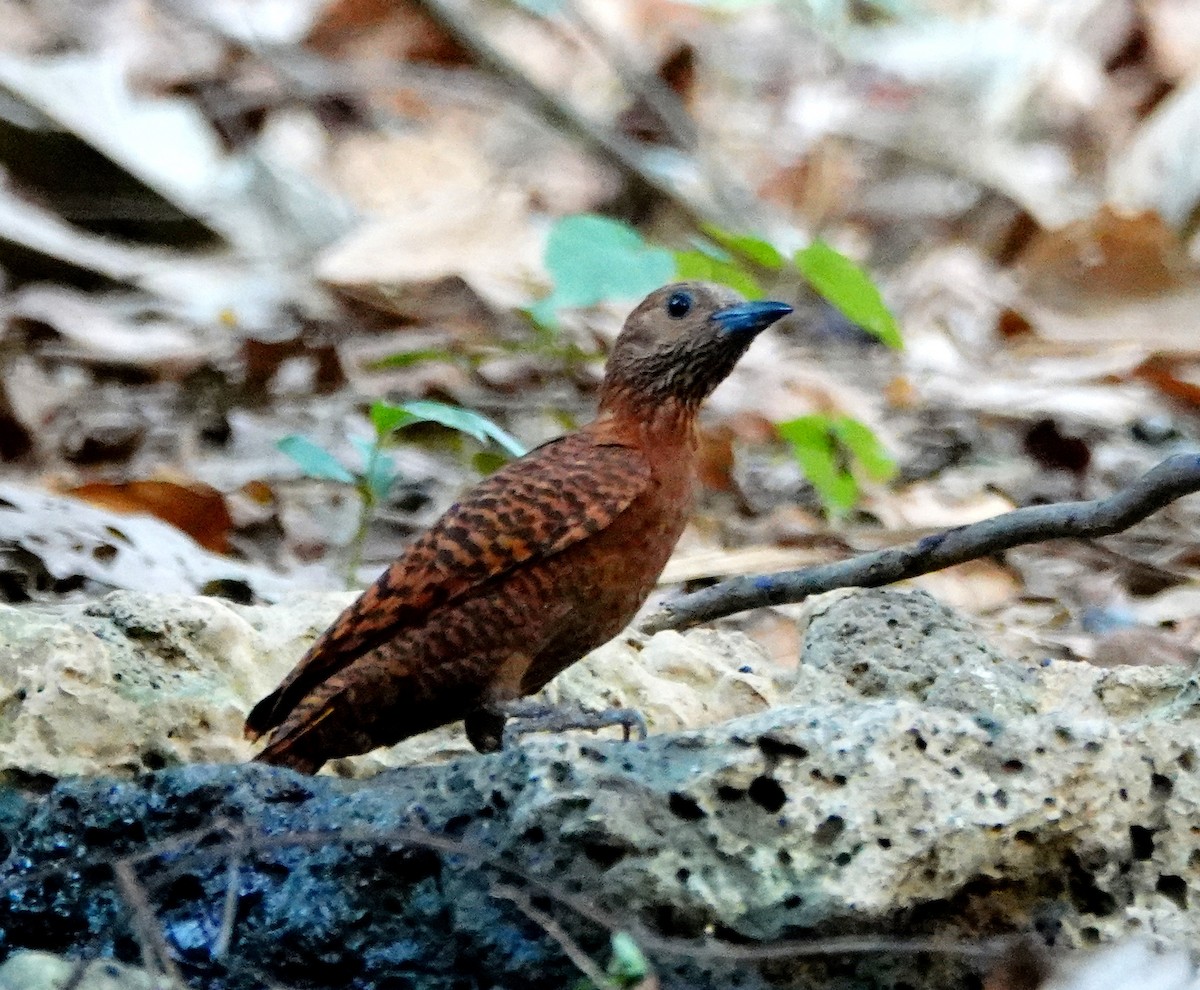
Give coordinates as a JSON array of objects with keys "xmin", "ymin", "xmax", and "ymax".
[
  {"xmin": 1016, "ymin": 207, "xmax": 1194, "ymax": 305},
  {"xmin": 317, "ymin": 127, "xmax": 542, "ymax": 317},
  {"xmin": 0, "ymin": 484, "xmax": 297, "ymax": 599},
  {"xmin": 67, "ymin": 480, "xmax": 235, "ymax": 555}
]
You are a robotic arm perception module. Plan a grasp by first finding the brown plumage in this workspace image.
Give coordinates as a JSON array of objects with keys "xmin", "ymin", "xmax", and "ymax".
[{"xmin": 246, "ymin": 282, "xmax": 792, "ymax": 773}]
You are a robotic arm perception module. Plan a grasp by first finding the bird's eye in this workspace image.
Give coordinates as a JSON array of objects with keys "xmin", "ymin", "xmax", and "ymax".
[{"xmin": 666, "ymin": 291, "xmax": 692, "ymax": 319}]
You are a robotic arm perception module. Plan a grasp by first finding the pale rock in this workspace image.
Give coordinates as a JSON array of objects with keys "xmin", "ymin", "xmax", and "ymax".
[
  {"xmin": 0, "ymin": 591, "xmax": 788, "ymax": 779},
  {"xmin": 0, "ymin": 951, "xmax": 159, "ymax": 990},
  {"xmin": 4, "ymin": 589, "xmax": 1200, "ymax": 988}
]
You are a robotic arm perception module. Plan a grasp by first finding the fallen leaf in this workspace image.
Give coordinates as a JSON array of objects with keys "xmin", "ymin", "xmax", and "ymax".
[
  {"xmin": 67, "ymin": 480, "xmax": 235, "ymax": 554},
  {"xmin": 1109, "ymin": 75, "xmax": 1200, "ymax": 228},
  {"xmin": 10, "ymin": 285, "xmax": 218, "ymax": 373},
  {"xmin": 0, "ymin": 51, "xmax": 347, "ymax": 256},
  {"xmin": 907, "ymin": 560, "xmax": 1022, "ymax": 614},
  {"xmin": 317, "ymin": 126, "xmax": 543, "ymax": 317},
  {"xmin": 308, "ymin": 0, "xmax": 472, "ymax": 67},
  {"xmin": 865, "ymin": 483, "xmax": 1016, "ymax": 531},
  {"xmin": 660, "ymin": 545, "xmax": 836, "ymax": 586},
  {"xmin": 0, "ymin": 483, "xmax": 307, "ymax": 600},
  {"xmin": 1133, "ymin": 356, "xmax": 1200, "ymax": 408},
  {"xmin": 1016, "ymin": 207, "xmax": 1195, "ymax": 306},
  {"xmin": 1143, "ymin": 0, "xmax": 1200, "ymax": 81}
]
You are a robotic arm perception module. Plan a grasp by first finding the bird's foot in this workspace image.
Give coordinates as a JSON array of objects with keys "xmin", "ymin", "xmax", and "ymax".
[
  {"xmin": 502, "ymin": 700, "xmax": 648, "ymax": 748},
  {"xmin": 465, "ymin": 699, "xmax": 647, "ymax": 752}
]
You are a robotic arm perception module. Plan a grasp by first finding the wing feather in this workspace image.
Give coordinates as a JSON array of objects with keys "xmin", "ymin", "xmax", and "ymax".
[{"xmin": 245, "ymin": 433, "xmax": 650, "ymax": 738}]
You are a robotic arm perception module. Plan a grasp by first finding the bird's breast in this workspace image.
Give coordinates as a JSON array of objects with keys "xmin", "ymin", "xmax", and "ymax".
[{"xmin": 516, "ymin": 460, "xmax": 694, "ymax": 694}]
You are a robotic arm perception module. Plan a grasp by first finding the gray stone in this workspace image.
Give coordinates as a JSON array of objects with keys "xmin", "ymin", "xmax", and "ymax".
[
  {"xmin": 0, "ymin": 951, "xmax": 160, "ymax": 990},
  {"xmin": 0, "ymin": 591, "xmax": 786, "ymax": 779},
  {"xmin": 0, "ymin": 588, "xmax": 1196, "ymax": 990},
  {"xmin": 799, "ymin": 588, "xmax": 1039, "ymax": 716}
]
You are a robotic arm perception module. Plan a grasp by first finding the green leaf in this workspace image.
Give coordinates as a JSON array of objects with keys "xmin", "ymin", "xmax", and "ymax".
[
  {"xmin": 607, "ymin": 932, "xmax": 650, "ymax": 987},
  {"xmin": 376, "ymin": 399, "xmax": 528, "ymax": 458},
  {"xmin": 367, "ymin": 348, "xmax": 459, "ymax": 371},
  {"xmin": 535, "ymin": 215, "xmax": 675, "ymax": 323},
  {"xmin": 794, "ymin": 241, "xmax": 903, "ymax": 349},
  {"xmin": 674, "ymin": 249, "xmax": 762, "ymax": 299},
  {"xmin": 700, "ymin": 224, "xmax": 785, "ymax": 268},
  {"xmin": 370, "ymin": 401, "xmax": 421, "ymax": 439},
  {"xmin": 831, "ymin": 415, "xmax": 896, "ymax": 480},
  {"xmin": 776, "ymin": 416, "xmax": 859, "ymax": 516},
  {"xmin": 510, "ymin": 0, "xmax": 565, "ymax": 13},
  {"xmin": 277, "ymin": 435, "xmax": 355, "ymax": 484},
  {"xmin": 349, "ymin": 436, "xmax": 399, "ymax": 503},
  {"xmin": 471, "ymin": 450, "xmax": 509, "ymax": 476}
]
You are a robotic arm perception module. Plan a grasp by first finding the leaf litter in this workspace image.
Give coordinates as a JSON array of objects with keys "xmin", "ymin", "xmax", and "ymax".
[{"xmin": 0, "ymin": 0, "xmax": 1195, "ymax": 686}]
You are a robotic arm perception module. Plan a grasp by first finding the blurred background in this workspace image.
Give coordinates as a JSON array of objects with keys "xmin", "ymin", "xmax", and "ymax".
[{"xmin": 1, "ymin": 0, "xmax": 1199, "ymax": 670}]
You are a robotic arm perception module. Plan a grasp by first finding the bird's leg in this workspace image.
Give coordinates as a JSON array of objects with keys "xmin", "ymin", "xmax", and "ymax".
[
  {"xmin": 501, "ymin": 699, "xmax": 647, "ymax": 748},
  {"xmin": 465, "ymin": 699, "xmax": 648, "ymax": 752}
]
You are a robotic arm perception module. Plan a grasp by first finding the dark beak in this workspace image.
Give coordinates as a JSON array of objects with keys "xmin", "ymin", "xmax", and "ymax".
[{"xmin": 713, "ymin": 300, "xmax": 793, "ymax": 335}]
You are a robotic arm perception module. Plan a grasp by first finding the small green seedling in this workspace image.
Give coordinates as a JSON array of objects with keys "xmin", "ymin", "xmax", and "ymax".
[
  {"xmin": 777, "ymin": 413, "xmax": 897, "ymax": 517},
  {"xmin": 606, "ymin": 931, "xmax": 651, "ymax": 987},
  {"xmin": 567, "ymin": 930, "xmax": 653, "ymax": 990},
  {"xmin": 279, "ymin": 400, "xmax": 525, "ymax": 584}
]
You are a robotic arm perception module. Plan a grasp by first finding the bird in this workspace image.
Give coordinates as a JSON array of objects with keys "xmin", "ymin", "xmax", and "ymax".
[{"xmin": 245, "ymin": 282, "xmax": 792, "ymax": 773}]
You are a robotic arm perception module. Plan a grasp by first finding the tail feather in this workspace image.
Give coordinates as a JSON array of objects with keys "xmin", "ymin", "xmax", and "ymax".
[
  {"xmin": 244, "ymin": 689, "xmax": 284, "ymax": 741},
  {"xmin": 248, "ymin": 695, "xmax": 344, "ymax": 775},
  {"xmin": 252, "ymin": 735, "xmax": 323, "ymax": 775}
]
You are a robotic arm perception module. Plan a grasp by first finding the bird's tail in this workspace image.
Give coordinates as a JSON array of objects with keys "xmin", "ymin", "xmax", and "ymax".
[
  {"xmin": 252, "ymin": 731, "xmax": 324, "ymax": 775},
  {"xmin": 248, "ymin": 693, "xmax": 347, "ymax": 775},
  {"xmin": 243, "ymin": 688, "xmax": 283, "ymax": 742}
]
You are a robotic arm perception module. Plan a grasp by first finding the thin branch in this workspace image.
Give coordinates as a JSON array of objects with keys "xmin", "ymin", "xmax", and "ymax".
[
  {"xmin": 111, "ymin": 860, "xmax": 186, "ymax": 988},
  {"xmin": 491, "ymin": 882, "xmax": 616, "ymax": 988},
  {"xmin": 412, "ymin": 0, "xmax": 765, "ymax": 234},
  {"xmin": 4, "ymin": 819, "xmax": 1014, "ymax": 972},
  {"xmin": 642, "ymin": 453, "xmax": 1200, "ymax": 633},
  {"xmin": 557, "ymin": 0, "xmax": 698, "ymax": 151},
  {"xmin": 213, "ymin": 832, "xmax": 245, "ymax": 960}
]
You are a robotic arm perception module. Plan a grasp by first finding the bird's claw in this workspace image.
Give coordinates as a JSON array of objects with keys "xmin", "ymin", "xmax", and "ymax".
[{"xmin": 477, "ymin": 700, "xmax": 647, "ymax": 749}]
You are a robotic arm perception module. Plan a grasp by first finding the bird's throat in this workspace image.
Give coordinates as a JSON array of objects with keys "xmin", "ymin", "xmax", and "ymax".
[{"xmin": 591, "ymin": 390, "xmax": 699, "ymax": 490}]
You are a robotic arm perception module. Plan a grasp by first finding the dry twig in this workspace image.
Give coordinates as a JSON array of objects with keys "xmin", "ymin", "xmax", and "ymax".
[
  {"xmin": 2, "ymin": 818, "xmax": 1013, "ymax": 982},
  {"xmin": 491, "ymin": 882, "xmax": 617, "ymax": 988},
  {"xmin": 213, "ymin": 832, "xmax": 245, "ymax": 960},
  {"xmin": 642, "ymin": 453, "xmax": 1200, "ymax": 633},
  {"xmin": 111, "ymin": 860, "xmax": 186, "ymax": 987},
  {"xmin": 412, "ymin": 0, "xmax": 768, "ymax": 233}
]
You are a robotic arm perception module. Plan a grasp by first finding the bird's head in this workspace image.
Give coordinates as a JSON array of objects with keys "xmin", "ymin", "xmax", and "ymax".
[{"xmin": 601, "ymin": 282, "xmax": 793, "ymax": 408}]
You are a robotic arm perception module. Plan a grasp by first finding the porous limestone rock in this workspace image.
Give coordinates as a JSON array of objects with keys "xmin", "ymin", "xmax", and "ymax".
[
  {"xmin": 798, "ymin": 588, "xmax": 1185, "ymax": 722},
  {"xmin": 0, "ymin": 951, "xmax": 159, "ymax": 990},
  {"xmin": 0, "ymin": 590, "xmax": 783, "ymax": 778},
  {"xmin": 0, "ymin": 591, "xmax": 338, "ymax": 777},
  {"xmin": 0, "ymin": 588, "xmax": 1198, "ymax": 990}
]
